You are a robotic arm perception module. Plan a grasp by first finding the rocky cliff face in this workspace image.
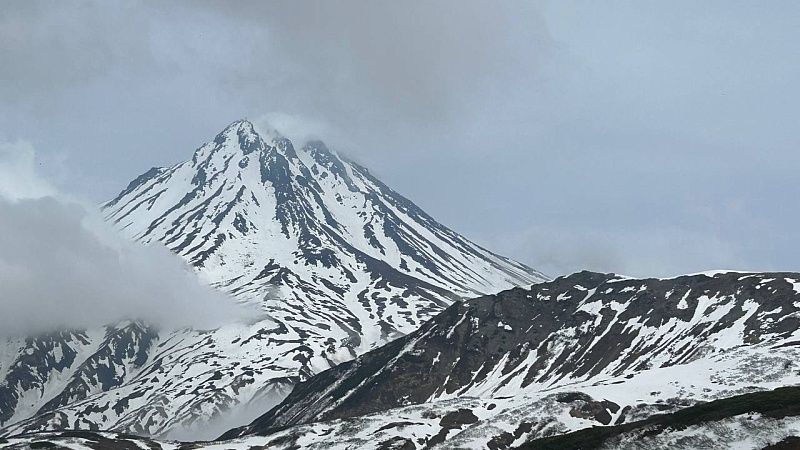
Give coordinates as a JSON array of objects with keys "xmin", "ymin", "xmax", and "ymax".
[{"xmin": 220, "ymin": 270, "xmax": 800, "ymax": 449}]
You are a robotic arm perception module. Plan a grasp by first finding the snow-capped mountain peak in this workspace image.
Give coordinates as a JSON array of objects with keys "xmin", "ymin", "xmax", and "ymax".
[
  {"xmin": 105, "ymin": 118, "xmax": 545, "ymax": 320},
  {"xmin": 0, "ymin": 119, "xmax": 548, "ymax": 439}
]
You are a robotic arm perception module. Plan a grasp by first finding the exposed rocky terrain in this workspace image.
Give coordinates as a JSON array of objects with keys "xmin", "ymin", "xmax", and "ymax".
[
  {"xmin": 521, "ymin": 386, "xmax": 800, "ymax": 450},
  {"xmin": 217, "ymin": 270, "xmax": 800, "ymax": 448}
]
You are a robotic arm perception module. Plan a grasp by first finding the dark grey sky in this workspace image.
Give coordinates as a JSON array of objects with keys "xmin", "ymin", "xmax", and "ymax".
[{"xmin": 1, "ymin": 1, "xmax": 798, "ymax": 277}]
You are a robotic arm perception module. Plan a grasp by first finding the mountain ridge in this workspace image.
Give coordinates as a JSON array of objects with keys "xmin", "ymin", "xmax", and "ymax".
[
  {"xmin": 5, "ymin": 269, "xmax": 800, "ymax": 448},
  {"xmin": 217, "ymin": 269, "xmax": 800, "ymax": 448}
]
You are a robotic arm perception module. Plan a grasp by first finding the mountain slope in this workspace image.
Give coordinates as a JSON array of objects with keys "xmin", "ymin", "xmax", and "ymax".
[
  {"xmin": 0, "ymin": 119, "xmax": 544, "ymax": 438},
  {"xmin": 220, "ymin": 270, "xmax": 800, "ymax": 449},
  {"xmin": 104, "ymin": 119, "xmax": 545, "ymax": 352},
  {"xmin": 8, "ymin": 387, "xmax": 800, "ymax": 450},
  {"xmin": 6, "ymin": 270, "xmax": 800, "ymax": 448}
]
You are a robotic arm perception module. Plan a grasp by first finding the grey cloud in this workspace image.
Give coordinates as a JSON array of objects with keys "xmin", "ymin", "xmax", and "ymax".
[
  {"xmin": 0, "ymin": 145, "xmax": 249, "ymax": 337},
  {"xmin": 0, "ymin": 1, "xmax": 155, "ymax": 107},
  {"xmin": 485, "ymin": 224, "xmax": 746, "ymax": 279},
  {"xmin": 0, "ymin": 196, "xmax": 248, "ymax": 337},
  {"xmin": 190, "ymin": 0, "xmax": 550, "ymax": 123}
]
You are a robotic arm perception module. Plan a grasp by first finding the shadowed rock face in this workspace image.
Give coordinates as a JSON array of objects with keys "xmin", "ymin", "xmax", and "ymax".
[
  {"xmin": 224, "ymin": 270, "xmax": 800, "ymax": 439},
  {"xmin": 517, "ymin": 386, "xmax": 800, "ymax": 450}
]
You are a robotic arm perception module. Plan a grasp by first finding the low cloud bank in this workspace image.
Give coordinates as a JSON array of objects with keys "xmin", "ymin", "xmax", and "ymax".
[{"xmin": 0, "ymin": 142, "xmax": 248, "ymax": 337}]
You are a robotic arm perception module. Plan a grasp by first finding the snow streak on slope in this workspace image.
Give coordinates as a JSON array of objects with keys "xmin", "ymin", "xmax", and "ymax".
[{"xmin": 0, "ymin": 120, "xmax": 545, "ymax": 438}]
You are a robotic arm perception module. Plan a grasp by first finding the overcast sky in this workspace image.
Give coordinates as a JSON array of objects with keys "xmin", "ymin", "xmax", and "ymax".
[{"xmin": 1, "ymin": 1, "xmax": 799, "ymax": 277}]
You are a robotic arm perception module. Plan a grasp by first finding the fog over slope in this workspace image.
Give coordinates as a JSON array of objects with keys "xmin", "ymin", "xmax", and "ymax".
[{"xmin": 0, "ymin": 144, "xmax": 248, "ymax": 336}]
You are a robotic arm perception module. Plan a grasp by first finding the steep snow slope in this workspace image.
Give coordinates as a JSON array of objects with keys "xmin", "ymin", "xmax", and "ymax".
[
  {"xmin": 219, "ymin": 271, "xmax": 800, "ymax": 449},
  {"xmin": 104, "ymin": 121, "xmax": 544, "ymax": 324},
  {"xmin": 103, "ymin": 119, "xmax": 545, "ymax": 350},
  {"xmin": 0, "ymin": 120, "xmax": 545, "ymax": 438}
]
